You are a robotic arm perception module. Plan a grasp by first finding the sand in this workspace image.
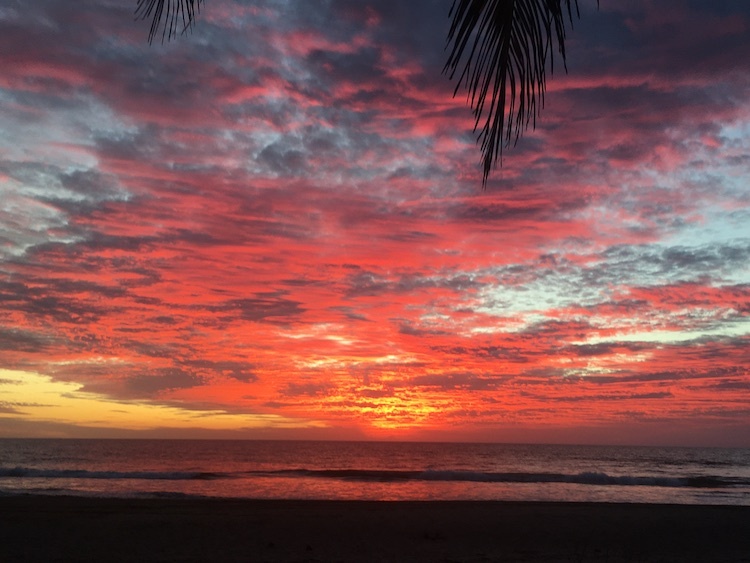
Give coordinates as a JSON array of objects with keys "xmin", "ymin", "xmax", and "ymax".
[{"xmin": 1, "ymin": 496, "xmax": 749, "ymax": 562}]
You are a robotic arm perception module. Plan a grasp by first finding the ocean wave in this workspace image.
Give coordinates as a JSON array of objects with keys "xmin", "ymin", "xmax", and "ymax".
[
  {"xmin": 0, "ymin": 466, "xmax": 743, "ymax": 489},
  {"xmin": 255, "ymin": 469, "xmax": 743, "ymax": 489},
  {"xmin": 0, "ymin": 467, "xmax": 220, "ymax": 481}
]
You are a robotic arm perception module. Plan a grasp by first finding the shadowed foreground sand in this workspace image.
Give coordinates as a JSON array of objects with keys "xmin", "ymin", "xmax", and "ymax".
[{"xmin": 1, "ymin": 496, "xmax": 749, "ymax": 562}]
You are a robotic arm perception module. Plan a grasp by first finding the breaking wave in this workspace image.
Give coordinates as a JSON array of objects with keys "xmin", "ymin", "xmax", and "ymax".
[
  {"xmin": 1, "ymin": 466, "xmax": 743, "ymax": 489},
  {"xmin": 0, "ymin": 467, "xmax": 220, "ymax": 481},
  {"xmin": 264, "ymin": 469, "xmax": 742, "ymax": 488}
]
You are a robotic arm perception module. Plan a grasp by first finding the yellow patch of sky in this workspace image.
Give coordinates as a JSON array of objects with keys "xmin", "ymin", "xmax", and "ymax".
[{"xmin": 0, "ymin": 369, "xmax": 324, "ymax": 434}]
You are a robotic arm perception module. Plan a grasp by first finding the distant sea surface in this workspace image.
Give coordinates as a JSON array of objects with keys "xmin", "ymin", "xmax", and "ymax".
[{"xmin": 1, "ymin": 439, "xmax": 748, "ymax": 505}]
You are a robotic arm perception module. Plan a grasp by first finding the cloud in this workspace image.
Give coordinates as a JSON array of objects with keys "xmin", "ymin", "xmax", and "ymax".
[
  {"xmin": 122, "ymin": 369, "xmax": 205, "ymax": 396},
  {"xmin": 395, "ymin": 372, "xmax": 509, "ymax": 391},
  {"xmin": 212, "ymin": 294, "xmax": 306, "ymax": 324},
  {"xmin": 1, "ymin": 0, "xmax": 749, "ymax": 443},
  {"xmin": 280, "ymin": 382, "xmax": 333, "ymax": 397}
]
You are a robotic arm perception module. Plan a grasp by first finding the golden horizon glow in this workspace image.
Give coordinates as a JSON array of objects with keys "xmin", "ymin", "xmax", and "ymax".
[{"xmin": 0, "ymin": 370, "xmax": 327, "ymax": 436}]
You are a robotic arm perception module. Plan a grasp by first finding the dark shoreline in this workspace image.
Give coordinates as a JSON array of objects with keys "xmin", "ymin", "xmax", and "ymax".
[{"xmin": 2, "ymin": 495, "xmax": 749, "ymax": 562}]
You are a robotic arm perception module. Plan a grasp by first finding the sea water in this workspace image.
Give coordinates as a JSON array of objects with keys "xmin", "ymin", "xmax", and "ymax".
[{"xmin": 1, "ymin": 439, "xmax": 748, "ymax": 505}]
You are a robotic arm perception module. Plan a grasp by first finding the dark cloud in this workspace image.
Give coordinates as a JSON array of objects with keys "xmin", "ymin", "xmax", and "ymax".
[
  {"xmin": 0, "ymin": 279, "xmax": 116, "ymax": 324},
  {"xmin": 0, "ymin": 328, "xmax": 55, "ymax": 352},
  {"xmin": 124, "ymin": 369, "xmax": 204, "ymax": 395},
  {"xmin": 212, "ymin": 294, "xmax": 306, "ymax": 324},
  {"xmin": 357, "ymin": 387, "xmax": 394, "ymax": 399},
  {"xmin": 431, "ymin": 345, "xmax": 530, "ymax": 363},
  {"xmin": 281, "ymin": 382, "xmax": 332, "ymax": 397},
  {"xmin": 521, "ymin": 391, "xmax": 674, "ymax": 403},
  {"xmin": 567, "ymin": 342, "xmax": 652, "ymax": 357},
  {"xmin": 257, "ymin": 143, "xmax": 308, "ymax": 176},
  {"xmin": 399, "ymin": 323, "xmax": 451, "ymax": 337},
  {"xmin": 179, "ymin": 359, "xmax": 257, "ymax": 383},
  {"xmin": 328, "ymin": 306, "xmax": 371, "ymax": 322},
  {"xmin": 345, "ymin": 270, "xmax": 483, "ymax": 298},
  {"xmin": 395, "ymin": 372, "xmax": 508, "ymax": 391},
  {"xmin": 707, "ymin": 380, "xmax": 750, "ymax": 391}
]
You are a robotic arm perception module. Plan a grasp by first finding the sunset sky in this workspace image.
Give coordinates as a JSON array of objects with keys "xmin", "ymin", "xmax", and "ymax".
[{"xmin": 1, "ymin": 0, "xmax": 749, "ymax": 445}]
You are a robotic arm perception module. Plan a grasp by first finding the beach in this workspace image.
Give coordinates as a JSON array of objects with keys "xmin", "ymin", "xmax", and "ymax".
[{"xmin": 2, "ymin": 496, "xmax": 749, "ymax": 562}]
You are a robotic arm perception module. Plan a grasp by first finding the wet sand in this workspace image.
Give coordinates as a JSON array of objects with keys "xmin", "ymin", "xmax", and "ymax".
[{"xmin": 1, "ymin": 496, "xmax": 749, "ymax": 562}]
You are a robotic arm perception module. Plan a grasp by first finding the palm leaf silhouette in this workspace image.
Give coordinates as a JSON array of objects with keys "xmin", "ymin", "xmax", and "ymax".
[
  {"xmin": 445, "ymin": 0, "xmax": 585, "ymax": 186},
  {"xmin": 135, "ymin": 0, "xmax": 203, "ymax": 43},
  {"xmin": 135, "ymin": 0, "xmax": 589, "ymax": 185}
]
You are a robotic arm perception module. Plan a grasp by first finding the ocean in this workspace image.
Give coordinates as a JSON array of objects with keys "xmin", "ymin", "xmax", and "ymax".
[{"xmin": 1, "ymin": 439, "xmax": 748, "ymax": 505}]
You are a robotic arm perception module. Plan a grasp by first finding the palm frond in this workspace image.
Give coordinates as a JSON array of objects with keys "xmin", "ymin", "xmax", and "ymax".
[
  {"xmin": 445, "ymin": 0, "xmax": 584, "ymax": 186},
  {"xmin": 135, "ymin": 0, "xmax": 203, "ymax": 44}
]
